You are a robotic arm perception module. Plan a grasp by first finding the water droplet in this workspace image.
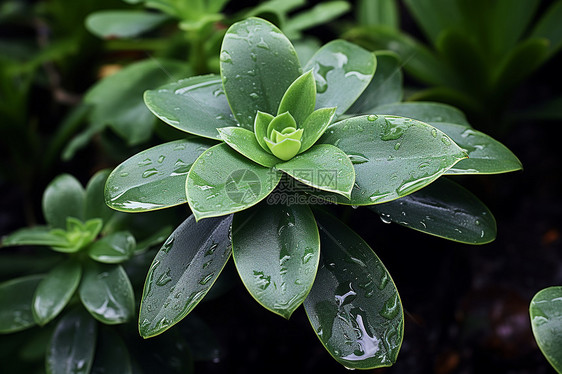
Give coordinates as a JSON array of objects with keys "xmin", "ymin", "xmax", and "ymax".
[
  {"xmin": 441, "ymin": 136, "xmax": 452, "ymax": 146},
  {"xmin": 369, "ymin": 192, "xmax": 393, "ymax": 203},
  {"xmin": 172, "ymin": 159, "xmax": 191, "ymax": 176},
  {"xmin": 199, "ymin": 273, "xmax": 214, "ymax": 285},
  {"xmin": 257, "ymin": 38, "xmax": 269, "ymax": 49},
  {"xmin": 335, "ymin": 283, "xmax": 357, "ymax": 307},
  {"xmin": 120, "ymin": 172, "xmax": 129, "ymax": 177},
  {"xmin": 380, "ymin": 293, "xmax": 400, "ymax": 319},
  {"xmin": 162, "ymin": 236, "xmax": 174, "ymax": 253},
  {"xmin": 380, "ymin": 214, "xmax": 392, "ymax": 224},
  {"xmin": 213, "ymin": 88, "xmax": 224, "ymax": 97},
  {"xmin": 157, "ymin": 155, "xmax": 166, "ymax": 163},
  {"xmin": 380, "ymin": 118, "xmax": 408, "ymax": 141},
  {"xmin": 367, "ymin": 115, "xmax": 377, "ymax": 121},
  {"xmin": 431, "ymin": 128, "xmax": 437, "ymax": 138},
  {"xmin": 378, "ymin": 272, "xmax": 389, "ymax": 290},
  {"xmin": 220, "ymin": 51, "xmax": 232, "ymax": 63},
  {"xmin": 253, "ymin": 271, "xmax": 271, "ymax": 290},
  {"xmin": 205, "ymin": 242, "xmax": 218, "ymax": 256},
  {"xmin": 138, "ymin": 158, "xmax": 152, "ymax": 167},
  {"xmin": 250, "ymin": 92, "xmax": 259, "ymax": 99},
  {"xmin": 156, "ymin": 268, "xmax": 172, "ymax": 286},
  {"xmin": 313, "ymin": 62, "xmax": 334, "ymax": 93},
  {"xmin": 394, "ymin": 142, "xmax": 401, "ymax": 150},
  {"xmin": 142, "ymin": 168, "xmax": 158, "ymax": 178},
  {"xmin": 347, "ymin": 153, "xmax": 369, "ymax": 165},
  {"xmin": 302, "ymin": 247, "xmax": 315, "ymax": 264}
]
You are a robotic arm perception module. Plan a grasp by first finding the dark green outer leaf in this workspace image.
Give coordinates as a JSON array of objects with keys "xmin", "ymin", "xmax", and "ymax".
[
  {"xmin": 86, "ymin": 11, "xmax": 169, "ymax": 39},
  {"xmin": 33, "ymin": 259, "xmax": 82, "ymax": 326},
  {"xmin": 85, "ymin": 169, "xmax": 113, "ymax": 224},
  {"xmin": 370, "ymin": 178, "xmax": 496, "ymax": 244},
  {"xmin": 304, "ymin": 40, "xmax": 376, "ymax": 117},
  {"xmin": 105, "ymin": 139, "xmax": 214, "ymax": 212},
  {"xmin": 143, "ymin": 75, "xmax": 238, "ymax": 139},
  {"xmin": 79, "ymin": 262, "xmax": 135, "ymax": 324},
  {"xmin": 530, "ymin": 286, "xmax": 562, "ymax": 373},
  {"xmin": 43, "ymin": 174, "xmax": 85, "ymax": 229},
  {"xmin": 220, "ymin": 17, "xmax": 301, "ymax": 128},
  {"xmin": 139, "ymin": 214, "xmax": 232, "ymax": 338},
  {"xmin": 1, "ymin": 226, "xmax": 69, "ymax": 248},
  {"xmin": 46, "ymin": 307, "xmax": 97, "ymax": 374},
  {"xmin": 347, "ymin": 51, "xmax": 403, "ymax": 114},
  {"xmin": 304, "ymin": 210, "xmax": 403, "ymax": 369},
  {"xmin": 0, "ymin": 275, "xmax": 42, "ymax": 333},
  {"xmin": 88, "ymin": 231, "xmax": 136, "ymax": 264},
  {"xmin": 431, "ymin": 123, "xmax": 523, "ymax": 175},
  {"xmin": 232, "ymin": 202, "xmax": 320, "ymax": 319},
  {"xmin": 318, "ymin": 115, "xmax": 466, "ymax": 205},
  {"xmin": 91, "ymin": 327, "xmax": 132, "ymax": 374},
  {"xmin": 373, "ymin": 102, "xmax": 469, "ymax": 126},
  {"xmin": 186, "ymin": 143, "xmax": 282, "ymax": 220}
]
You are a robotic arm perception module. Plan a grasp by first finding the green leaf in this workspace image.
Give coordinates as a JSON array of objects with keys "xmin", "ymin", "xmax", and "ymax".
[
  {"xmin": 32, "ymin": 260, "xmax": 82, "ymax": 326},
  {"xmin": 347, "ymin": 51, "xmax": 403, "ymax": 114},
  {"xmin": 46, "ymin": 307, "xmax": 97, "ymax": 374},
  {"xmin": 278, "ymin": 70, "xmax": 316, "ymax": 125},
  {"xmin": 403, "ymin": 0, "xmax": 463, "ymax": 45},
  {"xmin": 79, "ymin": 261, "xmax": 135, "ymax": 324},
  {"xmin": 218, "ymin": 127, "xmax": 280, "ymax": 167},
  {"xmin": 373, "ymin": 102, "xmax": 470, "ymax": 126},
  {"xmin": 370, "ymin": 178, "xmax": 496, "ymax": 244},
  {"xmin": 530, "ymin": 0, "xmax": 562, "ymax": 58},
  {"xmin": 284, "ymin": 1, "xmax": 351, "ymax": 39},
  {"xmin": 105, "ymin": 139, "xmax": 213, "ymax": 212},
  {"xmin": 91, "ymin": 327, "xmax": 132, "ymax": 374},
  {"xmin": 186, "ymin": 143, "xmax": 282, "ymax": 220},
  {"xmin": 86, "ymin": 10, "xmax": 169, "ymax": 39},
  {"xmin": 0, "ymin": 275, "xmax": 42, "ymax": 333},
  {"xmin": 134, "ymin": 226, "xmax": 173, "ymax": 254},
  {"xmin": 530, "ymin": 286, "xmax": 562, "ymax": 373},
  {"xmin": 232, "ymin": 202, "xmax": 319, "ymax": 319},
  {"xmin": 50, "ymin": 218, "xmax": 103, "ymax": 253},
  {"xmin": 304, "ymin": 210, "xmax": 403, "ymax": 369},
  {"xmin": 85, "ymin": 169, "xmax": 113, "ymax": 223},
  {"xmin": 299, "ymin": 107, "xmax": 337, "ymax": 153},
  {"xmin": 1, "ymin": 226, "xmax": 70, "ymax": 248},
  {"xmin": 88, "ymin": 231, "xmax": 136, "ymax": 264},
  {"xmin": 304, "ymin": 40, "xmax": 376, "ymax": 117},
  {"xmin": 357, "ymin": 0, "xmax": 398, "ymax": 28},
  {"xmin": 85, "ymin": 59, "xmax": 191, "ymax": 146},
  {"xmin": 254, "ymin": 111, "xmax": 274, "ymax": 151},
  {"xmin": 220, "ymin": 17, "xmax": 301, "ymax": 128},
  {"xmin": 144, "ymin": 75, "xmax": 238, "ymax": 139},
  {"xmin": 430, "ymin": 123, "xmax": 523, "ymax": 175},
  {"xmin": 43, "ymin": 174, "xmax": 85, "ymax": 229},
  {"xmin": 139, "ymin": 214, "xmax": 232, "ymax": 338},
  {"xmin": 318, "ymin": 115, "xmax": 466, "ymax": 205},
  {"xmin": 277, "ymin": 144, "xmax": 355, "ymax": 198}
]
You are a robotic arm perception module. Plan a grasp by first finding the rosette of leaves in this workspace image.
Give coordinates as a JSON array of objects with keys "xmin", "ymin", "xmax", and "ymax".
[
  {"xmin": 104, "ymin": 17, "xmax": 520, "ymax": 369},
  {"xmin": 0, "ymin": 170, "xmax": 168, "ymax": 373}
]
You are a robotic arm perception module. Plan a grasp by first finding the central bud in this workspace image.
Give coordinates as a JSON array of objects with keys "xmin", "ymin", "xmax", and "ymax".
[{"xmin": 263, "ymin": 112, "xmax": 303, "ymax": 161}]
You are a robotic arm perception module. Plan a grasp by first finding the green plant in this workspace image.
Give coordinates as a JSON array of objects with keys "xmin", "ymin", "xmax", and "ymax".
[
  {"xmin": 0, "ymin": 171, "xmax": 174, "ymax": 372},
  {"xmin": 530, "ymin": 286, "xmax": 562, "ymax": 373},
  {"xmin": 345, "ymin": 0, "xmax": 562, "ymax": 132},
  {"xmin": 104, "ymin": 17, "xmax": 521, "ymax": 369}
]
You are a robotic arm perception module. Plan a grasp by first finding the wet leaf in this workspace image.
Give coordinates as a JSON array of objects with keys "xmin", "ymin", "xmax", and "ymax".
[
  {"xmin": 86, "ymin": 10, "xmax": 169, "ymax": 39},
  {"xmin": 232, "ymin": 202, "xmax": 319, "ymax": 319},
  {"xmin": 88, "ymin": 231, "xmax": 136, "ymax": 264},
  {"xmin": 220, "ymin": 17, "xmax": 301, "ymax": 128},
  {"xmin": 0, "ymin": 275, "xmax": 42, "ymax": 333},
  {"xmin": 373, "ymin": 102, "xmax": 470, "ymax": 126},
  {"xmin": 139, "ymin": 214, "xmax": 232, "ymax": 338},
  {"xmin": 299, "ymin": 107, "xmax": 337, "ymax": 153},
  {"xmin": 1, "ymin": 226, "xmax": 70, "ymax": 248},
  {"xmin": 32, "ymin": 259, "xmax": 82, "ymax": 326},
  {"xmin": 42, "ymin": 174, "xmax": 85, "ymax": 229},
  {"xmin": 46, "ymin": 307, "xmax": 97, "ymax": 374},
  {"xmin": 186, "ymin": 143, "xmax": 281, "ymax": 220},
  {"xmin": 277, "ymin": 144, "xmax": 355, "ymax": 198},
  {"xmin": 304, "ymin": 210, "xmax": 403, "ymax": 369},
  {"xmin": 370, "ymin": 178, "xmax": 496, "ymax": 244},
  {"xmin": 105, "ymin": 139, "xmax": 214, "ymax": 212},
  {"xmin": 144, "ymin": 75, "xmax": 237, "ymax": 139},
  {"xmin": 218, "ymin": 127, "xmax": 279, "ymax": 167},
  {"xmin": 318, "ymin": 115, "xmax": 466, "ymax": 205},
  {"xmin": 530, "ymin": 286, "xmax": 562, "ymax": 373},
  {"xmin": 304, "ymin": 40, "xmax": 376, "ymax": 116},
  {"xmin": 91, "ymin": 327, "xmax": 132, "ymax": 374},
  {"xmin": 278, "ymin": 70, "xmax": 316, "ymax": 125},
  {"xmin": 79, "ymin": 261, "xmax": 135, "ymax": 324}
]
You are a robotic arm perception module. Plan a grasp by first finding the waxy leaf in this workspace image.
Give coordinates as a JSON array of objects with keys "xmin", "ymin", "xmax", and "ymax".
[
  {"xmin": 318, "ymin": 115, "xmax": 466, "ymax": 205},
  {"xmin": 220, "ymin": 17, "xmax": 301, "ymax": 128},
  {"xmin": 88, "ymin": 231, "xmax": 136, "ymax": 264},
  {"xmin": 530, "ymin": 286, "xmax": 562, "ymax": 373},
  {"xmin": 278, "ymin": 70, "xmax": 316, "ymax": 125},
  {"xmin": 1, "ymin": 226, "xmax": 70, "ymax": 248},
  {"xmin": 105, "ymin": 139, "xmax": 213, "ymax": 212},
  {"xmin": 50, "ymin": 218, "xmax": 103, "ymax": 253},
  {"xmin": 90, "ymin": 328, "xmax": 132, "ymax": 374},
  {"xmin": 86, "ymin": 10, "xmax": 169, "ymax": 39},
  {"xmin": 79, "ymin": 261, "xmax": 135, "ymax": 324},
  {"xmin": 85, "ymin": 169, "xmax": 113, "ymax": 224},
  {"xmin": 431, "ymin": 123, "xmax": 523, "ymax": 174},
  {"xmin": 304, "ymin": 40, "xmax": 376, "ymax": 116},
  {"xmin": 139, "ymin": 215, "xmax": 232, "ymax": 338},
  {"xmin": 187, "ymin": 143, "xmax": 282, "ymax": 220},
  {"xmin": 373, "ymin": 102, "xmax": 470, "ymax": 126},
  {"xmin": 144, "ymin": 75, "xmax": 238, "ymax": 139},
  {"xmin": 304, "ymin": 210, "xmax": 403, "ymax": 369},
  {"xmin": 33, "ymin": 260, "xmax": 82, "ymax": 326},
  {"xmin": 218, "ymin": 127, "xmax": 279, "ymax": 167},
  {"xmin": 277, "ymin": 144, "xmax": 355, "ymax": 198},
  {"xmin": 299, "ymin": 107, "xmax": 337, "ymax": 153},
  {"xmin": 232, "ymin": 202, "xmax": 320, "ymax": 319},
  {"xmin": 46, "ymin": 307, "xmax": 97, "ymax": 374},
  {"xmin": 254, "ymin": 111, "xmax": 274, "ymax": 151},
  {"xmin": 370, "ymin": 178, "xmax": 496, "ymax": 244},
  {"xmin": 43, "ymin": 174, "xmax": 85, "ymax": 229},
  {"xmin": 0, "ymin": 275, "xmax": 42, "ymax": 333},
  {"xmin": 347, "ymin": 51, "xmax": 403, "ymax": 113}
]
